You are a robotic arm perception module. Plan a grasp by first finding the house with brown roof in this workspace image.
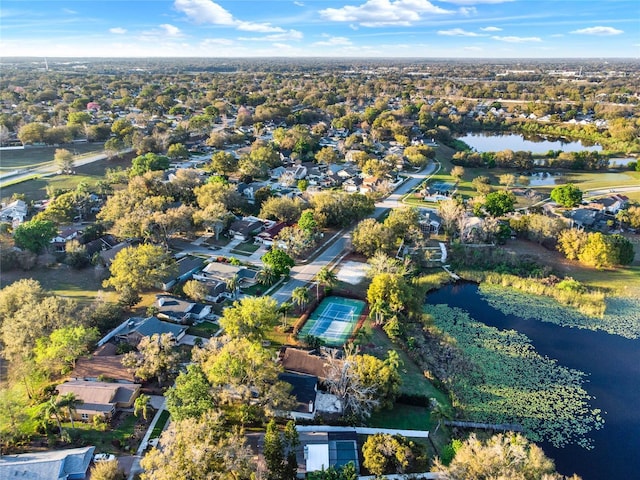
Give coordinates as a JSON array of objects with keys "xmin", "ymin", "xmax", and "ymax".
[
  {"xmin": 70, "ymin": 343, "xmax": 136, "ymax": 383},
  {"xmin": 56, "ymin": 380, "xmax": 141, "ymax": 421},
  {"xmin": 278, "ymin": 347, "xmax": 340, "ymax": 381}
]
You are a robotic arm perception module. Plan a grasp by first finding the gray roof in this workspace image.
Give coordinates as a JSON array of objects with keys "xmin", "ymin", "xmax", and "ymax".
[
  {"xmin": 0, "ymin": 446, "xmax": 95, "ymax": 480},
  {"xmin": 118, "ymin": 316, "xmax": 187, "ymax": 339}
]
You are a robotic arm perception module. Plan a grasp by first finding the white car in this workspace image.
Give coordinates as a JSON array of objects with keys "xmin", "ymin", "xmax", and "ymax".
[{"xmin": 93, "ymin": 453, "xmax": 116, "ymax": 462}]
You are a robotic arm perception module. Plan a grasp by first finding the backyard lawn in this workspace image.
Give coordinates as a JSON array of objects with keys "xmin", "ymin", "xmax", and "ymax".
[
  {"xmin": 187, "ymin": 320, "xmax": 220, "ymax": 338},
  {"xmin": 59, "ymin": 413, "xmax": 142, "ymax": 454}
]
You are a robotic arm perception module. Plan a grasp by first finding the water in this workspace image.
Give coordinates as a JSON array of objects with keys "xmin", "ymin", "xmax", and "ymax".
[
  {"xmin": 458, "ymin": 132, "xmax": 602, "ymax": 154},
  {"xmin": 426, "ymin": 283, "xmax": 640, "ymax": 480}
]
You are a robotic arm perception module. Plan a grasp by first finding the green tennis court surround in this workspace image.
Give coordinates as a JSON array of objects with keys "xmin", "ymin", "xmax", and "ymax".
[{"xmin": 298, "ymin": 296, "xmax": 366, "ymax": 346}]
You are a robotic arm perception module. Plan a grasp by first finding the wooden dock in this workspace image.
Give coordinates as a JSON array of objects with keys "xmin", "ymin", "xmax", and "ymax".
[{"xmin": 444, "ymin": 420, "xmax": 524, "ymax": 432}]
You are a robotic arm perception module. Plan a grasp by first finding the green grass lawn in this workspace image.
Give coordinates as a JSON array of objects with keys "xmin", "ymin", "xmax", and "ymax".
[
  {"xmin": 0, "ymin": 156, "xmax": 131, "ymax": 202},
  {"xmin": 368, "ymin": 404, "xmax": 432, "ymax": 430},
  {"xmin": 356, "ymin": 318, "xmax": 450, "ymax": 408},
  {"xmin": 64, "ymin": 413, "xmax": 140, "ymax": 454},
  {"xmin": 0, "ymin": 265, "xmax": 110, "ymax": 304},
  {"xmin": 187, "ymin": 320, "xmax": 220, "ymax": 338},
  {"xmin": 0, "ymin": 143, "xmax": 106, "ymax": 171},
  {"xmin": 230, "ymin": 242, "xmax": 261, "ymax": 256},
  {"xmin": 149, "ymin": 410, "xmax": 170, "ymax": 439}
]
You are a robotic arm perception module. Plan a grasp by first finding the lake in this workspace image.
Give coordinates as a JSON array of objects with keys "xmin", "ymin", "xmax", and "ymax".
[
  {"xmin": 458, "ymin": 132, "xmax": 602, "ymax": 154},
  {"xmin": 426, "ymin": 283, "xmax": 640, "ymax": 480}
]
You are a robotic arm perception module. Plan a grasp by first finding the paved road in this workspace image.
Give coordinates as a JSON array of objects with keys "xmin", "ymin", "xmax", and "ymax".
[
  {"xmin": 0, "ymin": 148, "xmax": 132, "ymax": 188},
  {"xmin": 271, "ymin": 161, "xmax": 440, "ymax": 304}
]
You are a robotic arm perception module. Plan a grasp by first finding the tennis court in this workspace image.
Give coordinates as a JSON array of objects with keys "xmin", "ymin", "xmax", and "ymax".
[{"xmin": 298, "ymin": 296, "xmax": 366, "ymax": 346}]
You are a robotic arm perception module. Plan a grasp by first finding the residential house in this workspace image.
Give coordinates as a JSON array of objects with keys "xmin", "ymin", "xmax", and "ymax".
[
  {"xmin": 193, "ymin": 261, "xmax": 258, "ymax": 287},
  {"xmin": 255, "ymin": 222, "xmax": 288, "ymax": 247},
  {"xmin": 566, "ymin": 208, "xmax": 600, "ymax": 230},
  {"xmin": 296, "ymin": 431, "xmax": 360, "ymax": 476},
  {"xmin": 56, "ymin": 380, "xmax": 141, "ymax": 421},
  {"xmin": 587, "ymin": 194, "xmax": 629, "ymax": 215},
  {"xmin": 0, "ymin": 199, "xmax": 28, "ymax": 226},
  {"xmin": 342, "ymin": 177, "xmax": 363, "ymax": 193},
  {"xmin": 419, "ymin": 210, "xmax": 442, "ymax": 234},
  {"xmin": 83, "ymin": 234, "xmax": 118, "ymax": 257},
  {"xmin": 97, "ymin": 316, "xmax": 188, "ymax": 347},
  {"xmin": 70, "ymin": 343, "xmax": 136, "ymax": 383},
  {"xmin": 159, "ymin": 255, "xmax": 205, "ymax": 291},
  {"xmin": 51, "ymin": 227, "xmax": 83, "ymax": 253},
  {"xmin": 278, "ymin": 347, "xmax": 338, "ymax": 381},
  {"xmin": 98, "ymin": 240, "xmax": 132, "ymax": 265},
  {"xmin": 0, "ymin": 446, "xmax": 95, "ymax": 480},
  {"xmin": 229, "ymin": 217, "xmax": 265, "ymax": 241},
  {"xmin": 155, "ymin": 294, "xmax": 212, "ymax": 324},
  {"xmin": 278, "ymin": 372, "xmax": 318, "ymax": 420}
]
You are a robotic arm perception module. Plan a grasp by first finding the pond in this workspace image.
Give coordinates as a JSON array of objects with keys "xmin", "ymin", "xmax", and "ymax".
[
  {"xmin": 426, "ymin": 283, "xmax": 640, "ymax": 480},
  {"xmin": 457, "ymin": 132, "xmax": 602, "ymax": 154}
]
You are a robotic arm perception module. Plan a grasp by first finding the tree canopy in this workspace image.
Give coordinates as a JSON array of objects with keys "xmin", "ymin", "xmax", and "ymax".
[
  {"xmin": 551, "ymin": 184, "xmax": 583, "ymax": 208},
  {"xmin": 218, "ymin": 296, "xmax": 280, "ymax": 340},
  {"xmin": 103, "ymin": 244, "xmax": 177, "ymax": 294},
  {"xmin": 13, "ymin": 219, "xmax": 57, "ymax": 253}
]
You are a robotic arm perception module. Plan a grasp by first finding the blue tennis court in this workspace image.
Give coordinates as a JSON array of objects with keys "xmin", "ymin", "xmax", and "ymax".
[{"xmin": 298, "ymin": 296, "xmax": 366, "ymax": 346}]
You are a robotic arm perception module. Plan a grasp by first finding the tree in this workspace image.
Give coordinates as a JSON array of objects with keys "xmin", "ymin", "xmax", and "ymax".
[
  {"xmin": 437, "ymin": 199, "xmax": 465, "ymax": 239},
  {"xmin": 182, "ymin": 279, "xmax": 209, "ymax": 302},
  {"xmin": 103, "ymin": 244, "xmax": 177, "ymax": 295},
  {"xmin": 366, "ymin": 251, "xmax": 408, "ymax": 278},
  {"xmin": 434, "ymin": 433, "xmax": 579, "ymax": 480},
  {"xmin": 18, "ymin": 122, "xmax": 47, "ymax": 145},
  {"xmin": 362, "ymin": 433, "xmax": 421, "ymax": 476},
  {"xmin": 167, "ymin": 142, "xmax": 188, "ymax": 159},
  {"xmin": 57, "ymin": 392, "xmax": 83, "ymax": 429},
  {"xmin": 134, "ymin": 393, "xmax": 152, "ymax": 421},
  {"xmin": 351, "ymin": 218, "xmax": 394, "ymax": 257},
  {"xmin": 122, "ymin": 333, "xmax": 180, "ymax": 386},
  {"xmin": 298, "ymin": 209, "xmax": 318, "ymax": 233},
  {"xmin": 218, "ymin": 296, "xmax": 280, "ymax": 340},
  {"xmin": 65, "ymin": 239, "xmax": 90, "ymax": 268},
  {"xmin": 0, "ymin": 278, "xmax": 47, "ymax": 322},
  {"xmin": 130, "ymin": 153, "xmax": 170, "ymax": 176},
  {"xmin": 140, "ymin": 412, "xmax": 254, "ymax": 480},
  {"xmin": 292, "ymin": 286, "xmax": 310, "ymax": 312},
  {"xmin": 450, "ymin": 166, "xmax": 465, "ymax": 180},
  {"xmin": 551, "ymin": 184, "xmax": 583, "ymax": 208},
  {"xmin": 54, "ymin": 148, "xmax": 75, "ymax": 173},
  {"xmin": 40, "ymin": 397, "xmax": 64, "ymax": 437},
  {"xmin": 315, "ymin": 146, "xmax": 339, "ymax": 164},
  {"xmin": 483, "ymin": 190, "xmax": 516, "ymax": 217},
  {"xmin": 67, "ymin": 111, "xmax": 92, "ymax": 126},
  {"xmin": 257, "ymin": 266, "xmax": 278, "ymax": 287},
  {"xmin": 90, "ymin": 459, "xmax": 126, "ymax": 480},
  {"xmin": 193, "ymin": 202, "xmax": 231, "ymax": 240},
  {"xmin": 471, "ymin": 175, "xmax": 492, "ymax": 194},
  {"xmin": 557, "ymin": 228, "xmax": 588, "ymax": 260},
  {"xmin": 198, "ymin": 338, "xmax": 294, "ymax": 416},
  {"xmin": 263, "ymin": 419, "xmax": 298, "ymax": 480},
  {"xmin": 498, "ymin": 173, "xmax": 516, "ymax": 189},
  {"xmin": 208, "ymin": 150, "xmax": 238, "ymax": 175},
  {"xmin": 262, "ymin": 248, "xmax": 295, "ymax": 277},
  {"xmin": 577, "ymin": 232, "xmax": 633, "ymax": 269},
  {"xmin": 34, "ymin": 325, "xmax": 99, "ymax": 375},
  {"xmin": 165, "ymin": 364, "xmax": 215, "ymax": 421},
  {"xmin": 13, "ymin": 219, "xmax": 57, "ymax": 253},
  {"xmin": 314, "ymin": 266, "xmax": 338, "ymax": 298},
  {"xmin": 384, "ymin": 207, "xmax": 421, "ymax": 241},
  {"xmin": 367, "ymin": 273, "xmax": 412, "ymax": 320},
  {"xmin": 260, "ymin": 196, "xmax": 305, "ymax": 223}
]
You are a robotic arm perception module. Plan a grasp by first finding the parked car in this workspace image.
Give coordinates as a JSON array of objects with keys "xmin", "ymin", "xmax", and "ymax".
[{"xmin": 93, "ymin": 453, "xmax": 116, "ymax": 462}]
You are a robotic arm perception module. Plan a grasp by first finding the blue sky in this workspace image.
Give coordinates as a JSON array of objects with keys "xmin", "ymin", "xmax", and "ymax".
[{"xmin": 1, "ymin": 0, "xmax": 638, "ymax": 58}]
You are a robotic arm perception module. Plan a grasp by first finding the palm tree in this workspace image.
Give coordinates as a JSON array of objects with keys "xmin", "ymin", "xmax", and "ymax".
[
  {"xmin": 369, "ymin": 300, "xmax": 390, "ymax": 326},
  {"xmin": 431, "ymin": 401, "xmax": 451, "ymax": 435},
  {"xmin": 226, "ymin": 274, "xmax": 240, "ymax": 299},
  {"xmin": 314, "ymin": 266, "xmax": 337, "ymax": 298},
  {"xmin": 40, "ymin": 397, "xmax": 63, "ymax": 435},
  {"xmin": 257, "ymin": 266, "xmax": 276, "ymax": 287},
  {"xmin": 134, "ymin": 393, "xmax": 151, "ymax": 421},
  {"xmin": 291, "ymin": 286, "xmax": 310, "ymax": 313},
  {"xmin": 278, "ymin": 301, "xmax": 293, "ymax": 329},
  {"xmin": 57, "ymin": 393, "xmax": 83, "ymax": 429}
]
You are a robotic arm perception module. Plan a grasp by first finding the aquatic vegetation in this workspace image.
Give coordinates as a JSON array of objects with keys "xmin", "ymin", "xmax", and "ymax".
[
  {"xmin": 479, "ymin": 284, "xmax": 640, "ymax": 339},
  {"xmin": 425, "ymin": 304, "xmax": 604, "ymax": 448}
]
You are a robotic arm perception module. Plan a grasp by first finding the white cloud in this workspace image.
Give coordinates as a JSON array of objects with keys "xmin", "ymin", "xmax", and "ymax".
[
  {"xmin": 160, "ymin": 24, "xmax": 183, "ymax": 36},
  {"xmin": 62, "ymin": 8, "xmax": 77, "ymax": 15},
  {"xmin": 459, "ymin": 7, "xmax": 477, "ymax": 16},
  {"xmin": 109, "ymin": 27, "xmax": 127, "ymax": 34},
  {"xmin": 438, "ymin": 28, "xmax": 485, "ymax": 37},
  {"xmin": 174, "ymin": 0, "xmax": 285, "ymax": 32},
  {"xmin": 238, "ymin": 30, "xmax": 303, "ymax": 41},
  {"xmin": 200, "ymin": 38, "xmax": 234, "ymax": 47},
  {"xmin": 313, "ymin": 36, "xmax": 353, "ymax": 46},
  {"xmin": 571, "ymin": 26, "xmax": 623, "ymax": 36},
  {"xmin": 464, "ymin": 46, "xmax": 483, "ymax": 51},
  {"xmin": 480, "ymin": 26, "xmax": 501, "ymax": 32},
  {"xmin": 294, "ymin": 1, "xmax": 304, "ymax": 5},
  {"xmin": 320, "ymin": 0, "xmax": 451, "ymax": 27},
  {"xmin": 492, "ymin": 35, "xmax": 541, "ymax": 43}
]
